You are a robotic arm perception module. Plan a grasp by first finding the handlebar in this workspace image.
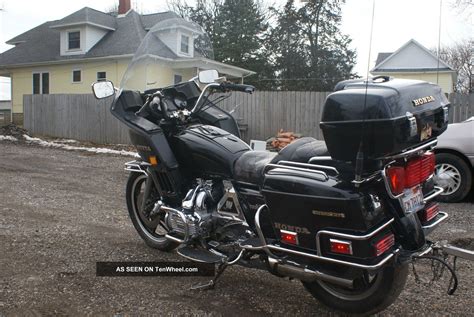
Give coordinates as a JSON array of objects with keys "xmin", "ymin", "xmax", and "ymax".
[
  {"xmin": 137, "ymin": 81, "xmax": 256, "ymax": 119},
  {"xmin": 219, "ymin": 82, "xmax": 255, "ymax": 94}
]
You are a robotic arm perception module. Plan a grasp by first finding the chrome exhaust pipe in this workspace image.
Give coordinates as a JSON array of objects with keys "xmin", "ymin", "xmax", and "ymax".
[{"xmin": 268, "ymin": 257, "xmax": 353, "ymax": 289}]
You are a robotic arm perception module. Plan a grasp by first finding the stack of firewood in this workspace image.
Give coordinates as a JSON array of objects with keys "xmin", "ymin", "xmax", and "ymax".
[{"xmin": 267, "ymin": 129, "xmax": 302, "ymax": 150}]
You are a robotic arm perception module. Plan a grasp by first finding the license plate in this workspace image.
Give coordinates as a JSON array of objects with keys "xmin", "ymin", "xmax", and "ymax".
[{"xmin": 401, "ymin": 186, "xmax": 425, "ymax": 214}]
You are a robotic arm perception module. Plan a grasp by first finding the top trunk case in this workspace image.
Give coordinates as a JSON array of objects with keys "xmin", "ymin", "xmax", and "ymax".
[{"xmin": 320, "ymin": 78, "xmax": 449, "ymax": 162}]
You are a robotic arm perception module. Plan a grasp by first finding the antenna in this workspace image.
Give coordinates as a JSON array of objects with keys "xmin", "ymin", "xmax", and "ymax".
[
  {"xmin": 354, "ymin": 0, "xmax": 376, "ymax": 184},
  {"xmin": 436, "ymin": 0, "xmax": 443, "ymax": 84}
]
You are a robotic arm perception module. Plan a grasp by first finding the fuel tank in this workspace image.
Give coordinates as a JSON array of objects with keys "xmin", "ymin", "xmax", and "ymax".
[{"xmin": 172, "ymin": 125, "xmax": 250, "ymax": 178}]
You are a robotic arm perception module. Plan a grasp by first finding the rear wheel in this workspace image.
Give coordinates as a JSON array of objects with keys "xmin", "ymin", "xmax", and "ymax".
[
  {"xmin": 126, "ymin": 172, "xmax": 178, "ymax": 251},
  {"xmin": 302, "ymin": 264, "xmax": 408, "ymax": 315},
  {"xmin": 434, "ymin": 153, "xmax": 472, "ymax": 202}
]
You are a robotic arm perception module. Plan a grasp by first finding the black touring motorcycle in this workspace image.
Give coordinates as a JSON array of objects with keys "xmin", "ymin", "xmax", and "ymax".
[{"xmin": 92, "ymin": 20, "xmax": 466, "ymax": 314}]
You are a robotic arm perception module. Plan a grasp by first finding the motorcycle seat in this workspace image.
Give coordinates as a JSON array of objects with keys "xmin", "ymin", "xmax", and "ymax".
[
  {"xmin": 233, "ymin": 137, "xmax": 329, "ymax": 185},
  {"xmin": 272, "ymin": 137, "xmax": 329, "ymax": 163}
]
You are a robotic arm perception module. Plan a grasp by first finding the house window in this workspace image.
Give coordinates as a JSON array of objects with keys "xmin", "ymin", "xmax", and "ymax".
[
  {"xmin": 97, "ymin": 72, "xmax": 107, "ymax": 81},
  {"xmin": 174, "ymin": 74, "xmax": 183, "ymax": 84},
  {"xmin": 180, "ymin": 34, "xmax": 190, "ymax": 54},
  {"xmin": 68, "ymin": 31, "xmax": 81, "ymax": 50},
  {"xmin": 33, "ymin": 73, "xmax": 40, "ymax": 94},
  {"xmin": 33, "ymin": 72, "xmax": 49, "ymax": 95},
  {"xmin": 72, "ymin": 70, "xmax": 81, "ymax": 83}
]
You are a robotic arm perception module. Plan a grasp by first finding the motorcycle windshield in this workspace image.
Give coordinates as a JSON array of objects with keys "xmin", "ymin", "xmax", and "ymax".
[{"xmin": 119, "ymin": 18, "xmax": 213, "ymax": 93}]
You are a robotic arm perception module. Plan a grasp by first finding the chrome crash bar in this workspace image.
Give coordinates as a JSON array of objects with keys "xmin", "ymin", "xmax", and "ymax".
[
  {"xmin": 422, "ymin": 211, "xmax": 448, "ymax": 230},
  {"xmin": 423, "ymin": 186, "xmax": 444, "ymax": 203},
  {"xmin": 315, "ymin": 218, "xmax": 395, "ymax": 256},
  {"xmin": 245, "ymin": 205, "xmax": 398, "ymax": 271},
  {"xmin": 124, "ymin": 160, "xmax": 150, "ymax": 175}
]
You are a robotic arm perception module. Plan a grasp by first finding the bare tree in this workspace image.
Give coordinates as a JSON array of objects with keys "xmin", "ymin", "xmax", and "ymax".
[
  {"xmin": 450, "ymin": 0, "xmax": 473, "ymax": 20},
  {"xmin": 438, "ymin": 39, "xmax": 473, "ymax": 93}
]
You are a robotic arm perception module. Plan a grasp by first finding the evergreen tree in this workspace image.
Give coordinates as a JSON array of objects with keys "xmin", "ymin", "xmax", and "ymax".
[
  {"xmin": 169, "ymin": 0, "xmax": 273, "ymax": 89},
  {"xmin": 269, "ymin": 0, "xmax": 308, "ymax": 90},
  {"xmin": 270, "ymin": 0, "xmax": 357, "ymax": 90}
]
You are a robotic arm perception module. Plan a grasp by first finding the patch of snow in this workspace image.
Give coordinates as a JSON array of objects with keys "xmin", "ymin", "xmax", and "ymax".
[
  {"xmin": 55, "ymin": 139, "xmax": 79, "ymax": 144},
  {"xmin": 23, "ymin": 134, "xmax": 139, "ymax": 157},
  {"xmin": 0, "ymin": 135, "xmax": 18, "ymax": 142}
]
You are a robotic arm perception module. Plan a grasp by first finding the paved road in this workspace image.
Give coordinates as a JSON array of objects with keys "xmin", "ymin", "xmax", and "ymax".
[{"xmin": 1, "ymin": 142, "xmax": 473, "ymax": 316}]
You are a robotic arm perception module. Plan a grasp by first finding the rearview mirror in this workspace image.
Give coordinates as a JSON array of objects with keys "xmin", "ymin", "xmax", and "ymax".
[
  {"xmin": 92, "ymin": 81, "xmax": 115, "ymax": 99},
  {"xmin": 198, "ymin": 70, "xmax": 219, "ymax": 84}
]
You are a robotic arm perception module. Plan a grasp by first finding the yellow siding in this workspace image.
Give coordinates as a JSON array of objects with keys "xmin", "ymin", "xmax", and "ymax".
[
  {"xmin": 371, "ymin": 72, "xmax": 454, "ymax": 94},
  {"xmin": 9, "ymin": 59, "xmax": 198, "ymax": 114}
]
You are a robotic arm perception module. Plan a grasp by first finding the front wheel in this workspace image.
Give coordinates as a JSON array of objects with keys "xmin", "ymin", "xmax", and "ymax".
[
  {"xmin": 126, "ymin": 172, "xmax": 179, "ymax": 251},
  {"xmin": 302, "ymin": 264, "xmax": 408, "ymax": 315}
]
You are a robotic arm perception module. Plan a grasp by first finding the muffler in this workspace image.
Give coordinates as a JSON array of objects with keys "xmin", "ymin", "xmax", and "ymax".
[{"xmin": 268, "ymin": 257, "xmax": 353, "ymax": 288}]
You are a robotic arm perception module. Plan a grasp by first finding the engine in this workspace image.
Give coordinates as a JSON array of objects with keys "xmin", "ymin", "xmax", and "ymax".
[{"xmin": 164, "ymin": 180, "xmax": 246, "ymax": 243}]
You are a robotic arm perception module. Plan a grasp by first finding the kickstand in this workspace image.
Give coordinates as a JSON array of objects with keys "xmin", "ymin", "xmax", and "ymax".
[{"xmin": 190, "ymin": 261, "xmax": 228, "ymax": 291}]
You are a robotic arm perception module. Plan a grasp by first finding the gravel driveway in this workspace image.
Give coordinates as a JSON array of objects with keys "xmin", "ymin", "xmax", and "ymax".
[{"xmin": 1, "ymin": 141, "xmax": 473, "ymax": 316}]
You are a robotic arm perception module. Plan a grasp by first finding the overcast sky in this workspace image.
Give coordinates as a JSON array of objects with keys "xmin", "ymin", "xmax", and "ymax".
[{"xmin": 0, "ymin": 0, "xmax": 472, "ymax": 100}]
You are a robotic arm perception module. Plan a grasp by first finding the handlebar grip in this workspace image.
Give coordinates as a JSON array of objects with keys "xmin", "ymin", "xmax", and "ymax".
[{"xmin": 220, "ymin": 83, "xmax": 255, "ymax": 94}]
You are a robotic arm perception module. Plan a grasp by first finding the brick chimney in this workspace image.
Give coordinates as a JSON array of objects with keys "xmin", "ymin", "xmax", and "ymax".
[{"xmin": 118, "ymin": 0, "xmax": 131, "ymax": 15}]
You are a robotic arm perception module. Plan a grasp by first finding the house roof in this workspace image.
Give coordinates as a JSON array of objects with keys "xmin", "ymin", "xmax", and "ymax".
[
  {"xmin": 371, "ymin": 39, "xmax": 454, "ymax": 73},
  {"xmin": 0, "ymin": 9, "xmax": 199, "ymax": 67},
  {"xmin": 374, "ymin": 53, "xmax": 392, "ymax": 68},
  {"xmin": 49, "ymin": 7, "xmax": 117, "ymax": 30}
]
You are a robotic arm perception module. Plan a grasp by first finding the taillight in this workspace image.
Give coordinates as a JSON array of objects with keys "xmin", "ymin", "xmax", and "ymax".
[
  {"xmin": 405, "ymin": 152, "xmax": 435, "ymax": 188},
  {"xmin": 280, "ymin": 230, "xmax": 298, "ymax": 245},
  {"xmin": 386, "ymin": 166, "xmax": 405, "ymax": 195},
  {"xmin": 386, "ymin": 152, "xmax": 435, "ymax": 195},
  {"xmin": 374, "ymin": 234, "xmax": 395, "ymax": 256},
  {"xmin": 420, "ymin": 203, "xmax": 439, "ymax": 222},
  {"xmin": 330, "ymin": 239, "xmax": 353, "ymax": 255}
]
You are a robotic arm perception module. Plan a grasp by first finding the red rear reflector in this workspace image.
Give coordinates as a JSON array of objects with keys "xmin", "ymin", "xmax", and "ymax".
[
  {"xmin": 280, "ymin": 230, "xmax": 298, "ymax": 245},
  {"xmin": 330, "ymin": 239, "xmax": 353, "ymax": 255},
  {"xmin": 374, "ymin": 234, "xmax": 395, "ymax": 256},
  {"xmin": 421, "ymin": 203, "xmax": 439, "ymax": 222},
  {"xmin": 386, "ymin": 166, "xmax": 405, "ymax": 195}
]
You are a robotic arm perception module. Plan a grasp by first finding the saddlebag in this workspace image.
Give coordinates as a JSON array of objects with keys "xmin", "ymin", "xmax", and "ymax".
[
  {"xmin": 262, "ymin": 168, "xmax": 391, "ymax": 262},
  {"xmin": 320, "ymin": 78, "xmax": 450, "ymax": 162}
]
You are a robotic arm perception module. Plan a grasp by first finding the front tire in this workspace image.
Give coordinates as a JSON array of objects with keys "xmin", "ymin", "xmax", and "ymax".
[
  {"xmin": 126, "ymin": 172, "xmax": 179, "ymax": 251},
  {"xmin": 434, "ymin": 153, "xmax": 472, "ymax": 202},
  {"xmin": 302, "ymin": 264, "xmax": 408, "ymax": 315}
]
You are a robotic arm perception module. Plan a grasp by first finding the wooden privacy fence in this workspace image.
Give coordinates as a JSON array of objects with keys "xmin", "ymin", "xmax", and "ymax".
[
  {"xmin": 219, "ymin": 91, "xmax": 331, "ymax": 142},
  {"xmin": 449, "ymin": 93, "xmax": 474, "ymax": 124},
  {"xmin": 23, "ymin": 92, "xmax": 473, "ymax": 145},
  {"xmin": 24, "ymin": 94, "xmax": 130, "ymax": 144}
]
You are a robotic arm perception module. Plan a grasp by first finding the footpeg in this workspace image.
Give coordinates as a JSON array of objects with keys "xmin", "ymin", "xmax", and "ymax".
[
  {"xmin": 177, "ymin": 246, "xmax": 226, "ymax": 263},
  {"xmin": 239, "ymin": 237, "xmax": 264, "ymax": 249}
]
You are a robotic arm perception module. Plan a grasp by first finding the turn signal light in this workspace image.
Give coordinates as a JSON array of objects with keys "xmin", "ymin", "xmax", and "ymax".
[
  {"xmin": 280, "ymin": 230, "xmax": 298, "ymax": 245},
  {"xmin": 149, "ymin": 156, "xmax": 158, "ymax": 166},
  {"xmin": 374, "ymin": 234, "xmax": 395, "ymax": 256},
  {"xmin": 330, "ymin": 239, "xmax": 353, "ymax": 255},
  {"xmin": 421, "ymin": 203, "xmax": 439, "ymax": 222},
  {"xmin": 386, "ymin": 166, "xmax": 405, "ymax": 195}
]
